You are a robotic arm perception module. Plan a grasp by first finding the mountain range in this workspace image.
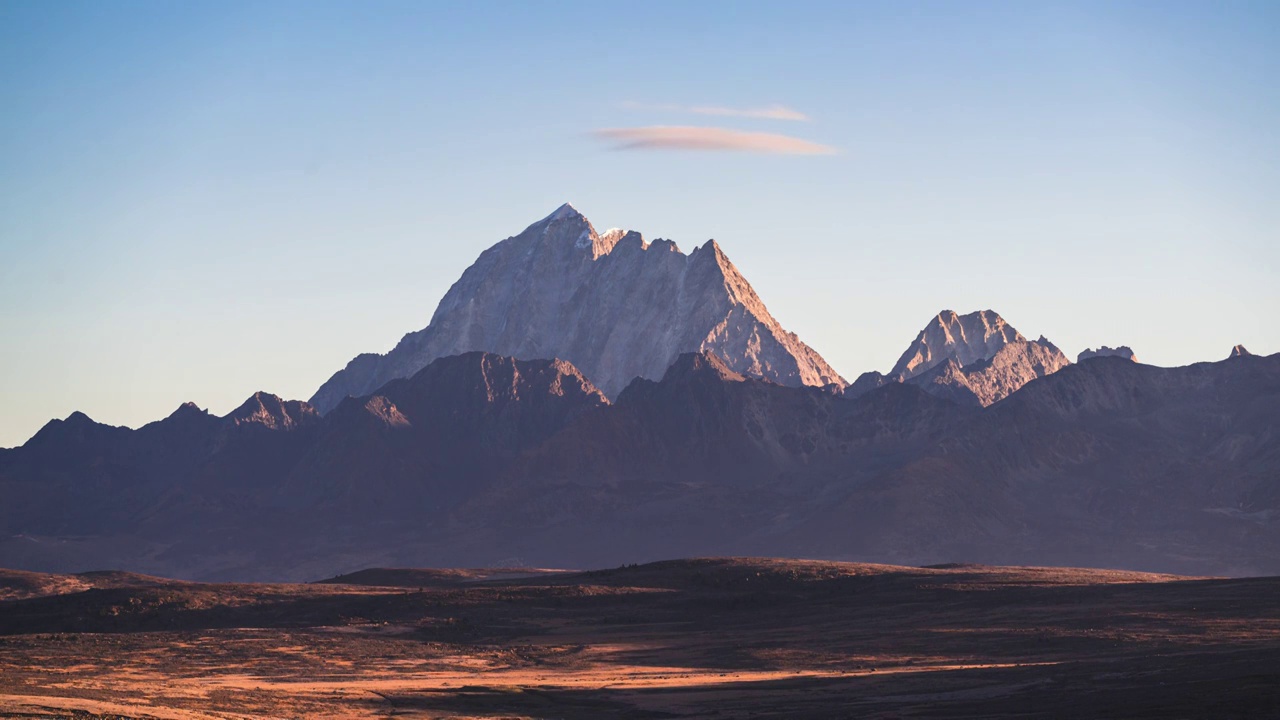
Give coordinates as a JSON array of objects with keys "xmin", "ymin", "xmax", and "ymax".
[{"xmin": 1, "ymin": 205, "xmax": 1275, "ymax": 580}]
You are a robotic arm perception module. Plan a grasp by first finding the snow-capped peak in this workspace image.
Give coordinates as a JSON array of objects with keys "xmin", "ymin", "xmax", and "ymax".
[{"xmin": 545, "ymin": 202, "xmax": 581, "ymax": 222}]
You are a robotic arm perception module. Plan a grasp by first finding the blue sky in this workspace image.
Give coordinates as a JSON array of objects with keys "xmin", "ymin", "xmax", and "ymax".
[{"xmin": 1, "ymin": 0, "xmax": 1277, "ymax": 446}]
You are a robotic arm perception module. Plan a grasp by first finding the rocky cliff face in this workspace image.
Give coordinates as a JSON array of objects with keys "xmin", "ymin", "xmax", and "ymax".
[
  {"xmin": 1078, "ymin": 346, "xmax": 1138, "ymax": 363},
  {"xmin": 890, "ymin": 310, "xmax": 1025, "ymax": 380},
  {"xmin": 845, "ymin": 310, "xmax": 1072, "ymax": 406},
  {"xmin": 909, "ymin": 338, "xmax": 1073, "ymax": 407},
  {"xmin": 309, "ymin": 204, "xmax": 844, "ymax": 413}
]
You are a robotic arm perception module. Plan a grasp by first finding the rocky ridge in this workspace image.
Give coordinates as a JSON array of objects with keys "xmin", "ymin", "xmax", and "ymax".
[
  {"xmin": 891, "ymin": 310, "xmax": 1025, "ymax": 379},
  {"xmin": 907, "ymin": 337, "xmax": 1072, "ymax": 407},
  {"xmin": 2, "ymin": 348, "xmax": 1278, "ymax": 579},
  {"xmin": 1079, "ymin": 346, "xmax": 1139, "ymax": 363},
  {"xmin": 310, "ymin": 204, "xmax": 843, "ymax": 412},
  {"xmin": 845, "ymin": 310, "xmax": 1072, "ymax": 406}
]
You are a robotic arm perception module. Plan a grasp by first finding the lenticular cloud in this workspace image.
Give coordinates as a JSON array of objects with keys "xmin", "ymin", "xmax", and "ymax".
[{"xmin": 594, "ymin": 126, "xmax": 837, "ymax": 155}]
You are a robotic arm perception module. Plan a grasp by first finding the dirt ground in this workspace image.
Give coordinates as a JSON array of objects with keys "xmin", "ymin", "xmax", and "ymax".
[{"xmin": 1, "ymin": 558, "xmax": 1277, "ymax": 718}]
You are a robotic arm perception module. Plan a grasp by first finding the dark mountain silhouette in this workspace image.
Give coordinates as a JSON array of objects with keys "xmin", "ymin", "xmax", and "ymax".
[
  {"xmin": 281, "ymin": 352, "xmax": 607, "ymax": 518},
  {"xmin": 815, "ymin": 353, "xmax": 1280, "ymax": 574},
  {"xmin": 1, "ymin": 349, "xmax": 1277, "ymax": 580},
  {"xmin": 1078, "ymin": 345, "xmax": 1138, "ymax": 363},
  {"xmin": 0, "ymin": 353, "xmax": 606, "ymax": 580}
]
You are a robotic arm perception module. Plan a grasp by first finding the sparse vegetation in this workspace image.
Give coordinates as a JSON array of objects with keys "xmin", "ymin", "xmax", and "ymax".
[{"xmin": 0, "ymin": 558, "xmax": 1277, "ymax": 718}]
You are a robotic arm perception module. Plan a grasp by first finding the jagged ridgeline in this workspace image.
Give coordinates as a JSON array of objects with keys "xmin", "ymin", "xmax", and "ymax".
[
  {"xmin": 2, "ymin": 205, "xmax": 1276, "ymax": 581},
  {"xmin": 844, "ymin": 309, "xmax": 1073, "ymax": 407},
  {"xmin": 309, "ymin": 204, "xmax": 844, "ymax": 413}
]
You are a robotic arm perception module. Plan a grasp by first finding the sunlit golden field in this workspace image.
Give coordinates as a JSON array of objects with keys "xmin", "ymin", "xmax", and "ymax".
[{"xmin": 1, "ymin": 558, "xmax": 1277, "ymax": 718}]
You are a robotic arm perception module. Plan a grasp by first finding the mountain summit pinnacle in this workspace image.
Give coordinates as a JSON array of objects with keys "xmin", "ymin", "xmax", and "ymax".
[
  {"xmin": 545, "ymin": 202, "xmax": 581, "ymax": 221},
  {"xmin": 846, "ymin": 309, "xmax": 1070, "ymax": 406},
  {"xmin": 889, "ymin": 310, "xmax": 1024, "ymax": 380},
  {"xmin": 309, "ymin": 205, "xmax": 844, "ymax": 412}
]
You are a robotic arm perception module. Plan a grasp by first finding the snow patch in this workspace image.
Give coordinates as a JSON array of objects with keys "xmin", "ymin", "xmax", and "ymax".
[{"xmin": 546, "ymin": 202, "xmax": 579, "ymax": 222}]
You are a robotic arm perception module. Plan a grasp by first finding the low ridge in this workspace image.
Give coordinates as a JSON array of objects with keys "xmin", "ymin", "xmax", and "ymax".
[{"xmin": 227, "ymin": 392, "xmax": 319, "ymax": 430}]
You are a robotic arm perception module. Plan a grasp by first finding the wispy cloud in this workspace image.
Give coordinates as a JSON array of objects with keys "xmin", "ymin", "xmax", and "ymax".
[
  {"xmin": 594, "ymin": 126, "xmax": 838, "ymax": 155},
  {"xmin": 690, "ymin": 104, "xmax": 809, "ymax": 121},
  {"xmin": 620, "ymin": 101, "xmax": 810, "ymax": 122}
]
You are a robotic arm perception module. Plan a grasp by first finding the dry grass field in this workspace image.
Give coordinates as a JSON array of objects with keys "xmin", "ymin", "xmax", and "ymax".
[{"xmin": 1, "ymin": 558, "xmax": 1278, "ymax": 718}]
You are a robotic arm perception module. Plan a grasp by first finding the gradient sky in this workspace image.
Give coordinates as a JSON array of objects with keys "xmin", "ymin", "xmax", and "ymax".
[{"xmin": 1, "ymin": 0, "xmax": 1278, "ymax": 447}]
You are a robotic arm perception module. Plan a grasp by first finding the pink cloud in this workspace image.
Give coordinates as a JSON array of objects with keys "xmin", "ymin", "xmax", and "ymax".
[{"xmin": 594, "ymin": 126, "xmax": 838, "ymax": 155}]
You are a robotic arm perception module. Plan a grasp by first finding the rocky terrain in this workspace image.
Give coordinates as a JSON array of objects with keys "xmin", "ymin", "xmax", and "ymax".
[
  {"xmin": 891, "ymin": 309, "xmax": 1028, "ymax": 379},
  {"xmin": 1, "ymin": 558, "xmax": 1277, "ymax": 719},
  {"xmin": 310, "ymin": 204, "xmax": 843, "ymax": 412},
  {"xmin": 901, "ymin": 337, "xmax": 1072, "ymax": 407},
  {"xmin": 1079, "ymin": 345, "xmax": 1139, "ymax": 363},
  {"xmin": 845, "ymin": 309, "xmax": 1072, "ymax": 405}
]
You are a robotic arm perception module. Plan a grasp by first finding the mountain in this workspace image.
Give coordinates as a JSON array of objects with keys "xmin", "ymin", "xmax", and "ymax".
[
  {"xmin": 2, "ymin": 348, "xmax": 1278, "ymax": 579},
  {"xmin": 281, "ymin": 352, "xmax": 607, "ymax": 518},
  {"xmin": 0, "ymin": 393, "xmax": 320, "ymax": 526},
  {"xmin": 309, "ymin": 203, "xmax": 843, "ymax": 412},
  {"xmin": 492, "ymin": 351, "xmax": 964, "ymax": 505},
  {"xmin": 906, "ymin": 337, "xmax": 1073, "ymax": 407},
  {"xmin": 859, "ymin": 352, "xmax": 1280, "ymax": 573},
  {"xmin": 224, "ymin": 392, "xmax": 320, "ymax": 430},
  {"xmin": 463, "ymin": 350, "xmax": 1280, "ymax": 574},
  {"xmin": 458, "ymin": 352, "xmax": 972, "ymax": 565},
  {"xmin": 1079, "ymin": 345, "xmax": 1138, "ymax": 363},
  {"xmin": 0, "ymin": 353, "xmax": 607, "ymax": 580},
  {"xmin": 891, "ymin": 309, "xmax": 1025, "ymax": 379},
  {"xmin": 844, "ymin": 310, "xmax": 1072, "ymax": 406}
]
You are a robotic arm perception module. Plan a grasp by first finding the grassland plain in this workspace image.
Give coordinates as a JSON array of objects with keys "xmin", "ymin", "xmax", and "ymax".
[{"xmin": 1, "ymin": 558, "xmax": 1278, "ymax": 719}]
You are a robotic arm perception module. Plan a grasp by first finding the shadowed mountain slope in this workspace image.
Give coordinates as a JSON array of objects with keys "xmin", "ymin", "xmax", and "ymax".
[
  {"xmin": 443, "ymin": 351, "xmax": 1280, "ymax": 575},
  {"xmin": 814, "ymin": 353, "xmax": 1280, "ymax": 573},
  {"xmin": 282, "ymin": 352, "xmax": 607, "ymax": 517},
  {"xmin": 0, "ymin": 353, "xmax": 608, "ymax": 580},
  {"xmin": 1, "ymin": 349, "xmax": 1277, "ymax": 580}
]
